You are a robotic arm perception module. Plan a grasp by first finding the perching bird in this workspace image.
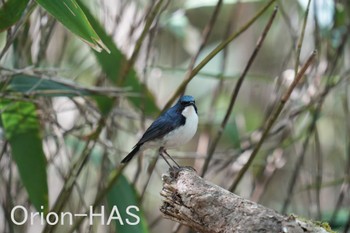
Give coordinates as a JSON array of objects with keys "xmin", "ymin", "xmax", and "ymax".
[{"xmin": 121, "ymin": 95, "xmax": 198, "ymax": 166}]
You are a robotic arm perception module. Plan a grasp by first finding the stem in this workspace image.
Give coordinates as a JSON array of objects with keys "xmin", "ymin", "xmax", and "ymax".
[
  {"xmin": 294, "ymin": 0, "xmax": 311, "ymax": 77},
  {"xmin": 229, "ymin": 50, "xmax": 316, "ymax": 192},
  {"xmin": 118, "ymin": 0, "xmax": 164, "ymax": 85},
  {"xmin": 162, "ymin": 0, "xmax": 277, "ymax": 111},
  {"xmin": 201, "ymin": 6, "xmax": 279, "ymax": 177}
]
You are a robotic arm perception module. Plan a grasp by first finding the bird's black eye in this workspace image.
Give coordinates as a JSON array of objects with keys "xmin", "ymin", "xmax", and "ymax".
[
  {"xmin": 181, "ymin": 100, "xmax": 194, "ymax": 106},
  {"xmin": 179, "ymin": 96, "xmax": 195, "ymax": 106}
]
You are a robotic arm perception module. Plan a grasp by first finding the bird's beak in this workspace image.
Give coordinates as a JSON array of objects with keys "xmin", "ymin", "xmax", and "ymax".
[
  {"xmin": 188, "ymin": 101, "xmax": 197, "ymax": 113},
  {"xmin": 186, "ymin": 101, "xmax": 195, "ymax": 107}
]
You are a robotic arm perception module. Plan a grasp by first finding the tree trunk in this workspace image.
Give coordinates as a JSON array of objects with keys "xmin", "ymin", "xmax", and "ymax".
[{"xmin": 160, "ymin": 167, "xmax": 331, "ymax": 233}]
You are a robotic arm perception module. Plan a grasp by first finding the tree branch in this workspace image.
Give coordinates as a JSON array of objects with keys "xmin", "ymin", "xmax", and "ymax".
[{"xmin": 160, "ymin": 167, "xmax": 331, "ymax": 233}]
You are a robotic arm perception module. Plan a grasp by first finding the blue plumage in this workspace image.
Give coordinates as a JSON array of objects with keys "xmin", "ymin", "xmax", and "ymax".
[{"xmin": 121, "ymin": 95, "xmax": 198, "ymax": 164}]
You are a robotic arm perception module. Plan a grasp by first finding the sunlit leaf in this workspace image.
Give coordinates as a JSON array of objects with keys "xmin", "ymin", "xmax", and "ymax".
[
  {"xmin": 0, "ymin": 100, "xmax": 48, "ymax": 212},
  {"xmin": 0, "ymin": 0, "xmax": 29, "ymax": 32},
  {"xmin": 35, "ymin": 0, "xmax": 109, "ymax": 52}
]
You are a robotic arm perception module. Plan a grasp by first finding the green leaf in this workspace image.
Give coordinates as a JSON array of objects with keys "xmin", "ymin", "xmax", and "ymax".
[
  {"xmin": 4, "ymin": 75, "xmax": 118, "ymax": 116},
  {"xmin": 334, "ymin": 3, "xmax": 346, "ymax": 28},
  {"xmin": 107, "ymin": 175, "xmax": 150, "ymax": 233},
  {"xmin": 0, "ymin": 100, "xmax": 49, "ymax": 212},
  {"xmin": 93, "ymin": 95, "xmax": 114, "ymax": 116},
  {"xmin": 5, "ymin": 74, "xmax": 119, "ymax": 116},
  {"xmin": 0, "ymin": 0, "xmax": 29, "ymax": 32},
  {"xmin": 6, "ymin": 74, "xmax": 92, "ymax": 96},
  {"xmin": 77, "ymin": 1, "xmax": 159, "ymax": 116},
  {"xmin": 225, "ymin": 117, "xmax": 241, "ymax": 150},
  {"xmin": 4, "ymin": 74, "xmax": 123, "ymax": 100},
  {"xmin": 35, "ymin": 0, "xmax": 109, "ymax": 52}
]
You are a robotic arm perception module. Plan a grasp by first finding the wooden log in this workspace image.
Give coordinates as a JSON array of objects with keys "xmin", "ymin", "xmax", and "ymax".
[{"xmin": 160, "ymin": 167, "xmax": 331, "ymax": 233}]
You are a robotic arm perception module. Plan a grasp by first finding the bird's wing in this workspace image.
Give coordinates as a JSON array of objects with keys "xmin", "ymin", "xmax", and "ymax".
[{"xmin": 137, "ymin": 112, "xmax": 184, "ymax": 145}]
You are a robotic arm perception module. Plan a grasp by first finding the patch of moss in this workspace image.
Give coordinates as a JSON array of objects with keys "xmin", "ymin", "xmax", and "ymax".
[{"xmin": 291, "ymin": 214, "xmax": 336, "ymax": 233}]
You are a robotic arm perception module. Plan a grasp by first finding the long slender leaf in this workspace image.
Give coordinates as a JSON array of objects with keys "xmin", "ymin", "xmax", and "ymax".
[
  {"xmin": 6, "ymin": 74, "xmax": 91, "ymax": 96},
  {"xmin": 5, "ymin": 74, "xmax": 119, "ymax": 97},
  {"xmin": 0, "ymin": 100, "xmax": 48, "ymax": 213},
  {"xmin": 4, "ymin": 74, "xmax": 123, "ymax": 115},
  {"xmin": 107, "ymin": 175, "xmax": 150, "ymax": 233},
  {"xmin": 78, "ymin": 1, "xmax": 158, "ymax": 116},
  {"xmin": 35, "ymin": 0, "xmax": 109, "ymax": 52},
  {"xmin": 0, "ymin": 0, "xmax": 29, "ymax": 32}
]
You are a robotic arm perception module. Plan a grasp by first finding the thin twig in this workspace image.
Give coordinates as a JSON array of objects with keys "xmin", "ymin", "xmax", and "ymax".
[
  {"xmin": 42, "ymin": 138, "xmax": 99, "ymax": 233},
  {"xmin": 118, "ymin": 0, "xmax": 164, "ymax": 85},
  {"xmin": 314, "ymin": 127, "xmax": 322, "ymax": 220},
  {"xmin": 35, "ymin": 13, "xmax": 56, "ymax": 65},
  {"xmin": 312, "ymin": 0, "xmax": 321, "ymax": 55},
  {"xmin": 276, "ymin": 1, "xmax": 297, "ymax": 41},
  {"xmin": 294, "ymin": 0, "xmax": 311, "ymax": 78},
  {"xmin": 162, "ymin": 0, "xmax": 277, "ymax": 111},
  {"xmin": 230, "ymin": 50, "xmax": 317, "ymax": 192},
  {"xmin": 281, "ymin": 25, "xmax": 349, "ymax": 214},
  {"xmin": 58, "ymin": 6, "xmax": 172, "ymax": 218},
  {"xmin": 149, "ymin": 214, "xmax": 162, "ymax": 229},
  {"xmin": 66, "ymin": 164, "xmax": 125, "ymax": 233},
  {"xmin": 0, "ymin": 0, "xmax": 36, "ymax": 61},
  {"xmin": 139, "ymin": 155, "xmax": 158, "ymax": 204},
  {"xmin": 178, "ymin": 0, "xmax": 223, "ymax": 97},
  {"xmin": 201, "ymin": 1, "xmax": 240, "ymax": 170},
  {"xmin": 330, "ymin": 94, "xmax": 350, "ymax": 223},
  {"xmin": 281, "ymin": 100, "xmax": 317, "ymax": 214},
  {"xmin": 201, "ymin": 6, "xmax": 279, "ymax": 177},
  {"xmin": 133, "ymin": 0, "xmax": 170, "ymax": 189}
]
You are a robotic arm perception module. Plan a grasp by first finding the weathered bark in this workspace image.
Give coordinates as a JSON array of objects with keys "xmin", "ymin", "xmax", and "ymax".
[{"xmin": 160, "ymin": 167, "xmax": 331, "ymax": 233}]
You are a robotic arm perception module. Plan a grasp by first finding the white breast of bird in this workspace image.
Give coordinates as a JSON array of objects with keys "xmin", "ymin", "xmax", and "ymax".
[{"xmin": 162, "ymin": 105, "xmax": 198, "ymax": 148}]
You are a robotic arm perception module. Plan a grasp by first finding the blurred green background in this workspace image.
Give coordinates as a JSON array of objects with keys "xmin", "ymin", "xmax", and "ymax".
[{"xmin": 0, "ymin": 0, "xmax": 349, "ymax": 232}]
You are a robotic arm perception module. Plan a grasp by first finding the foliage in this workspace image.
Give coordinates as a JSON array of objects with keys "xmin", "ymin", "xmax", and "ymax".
[{"xmin": 0, "ymin": 0, "xmax": 349, "ymax": 232}]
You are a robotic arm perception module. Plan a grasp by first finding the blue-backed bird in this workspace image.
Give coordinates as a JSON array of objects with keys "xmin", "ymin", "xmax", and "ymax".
[{"xmin": 121, "ymin": 95, "xmax": 198, "ymax": 166}]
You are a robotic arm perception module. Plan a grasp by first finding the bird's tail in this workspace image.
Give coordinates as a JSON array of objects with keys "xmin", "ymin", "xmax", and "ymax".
[{"xmin": 121, "ymin": 144, "xmax": 141, "ymax": 163}]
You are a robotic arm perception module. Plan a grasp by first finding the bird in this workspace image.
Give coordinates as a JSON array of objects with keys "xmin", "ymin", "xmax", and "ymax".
[{"xmin": 121, "ymin": 95, "xmax": 198, "ymax": 166}]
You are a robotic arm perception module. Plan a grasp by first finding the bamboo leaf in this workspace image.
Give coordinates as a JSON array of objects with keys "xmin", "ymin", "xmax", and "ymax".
[
  {"xmin": 78, "ymin": 1, "xmax": 158, "ymax": 116},
  {"xmin": 35, "ymin": 0, "xmax": 109, "ymax": 52},
  {"xmin": 6, "ymin": 74, "xmax": 91, "ymax": 96},
  {"xmin": 0, "ymin": 100, "xmax": 49, "ymax": 212},
  {"xmin": 107, "ymin": 175, "xmax": 150, "ymax": 233},
  {"xmin": 4, "ymin": 74, "xmax": 125, "ymax": 99},
  {"xmin": 0, "ymin": 0, "xmax": 29, "ymax": 32}
]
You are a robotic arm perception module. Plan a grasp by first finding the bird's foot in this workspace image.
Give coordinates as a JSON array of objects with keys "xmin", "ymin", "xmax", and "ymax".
[{"xmin": 168, "ymin": 166, "xmax": 196, "ymax": 179}]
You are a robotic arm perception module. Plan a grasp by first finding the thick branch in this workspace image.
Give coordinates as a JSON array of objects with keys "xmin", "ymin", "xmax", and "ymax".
[{"xmin": 160, "ymin": 167, "xmax": 331, "ymax": 233}]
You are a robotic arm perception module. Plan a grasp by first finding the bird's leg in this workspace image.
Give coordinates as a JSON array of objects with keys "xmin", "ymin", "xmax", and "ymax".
[
  {"xmin": 159, "ymin": 147, "xmax": 173, "ymax": 167},
  {"xmin": 159, "ymin": 147, "xmax": 180, "ymax": 168},
  {"xmin": 163, "ymin": 149, "xmax": 180, "ymax": 168}
]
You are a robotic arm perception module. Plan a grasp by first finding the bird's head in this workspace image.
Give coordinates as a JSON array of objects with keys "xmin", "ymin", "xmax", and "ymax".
[{"xmin": 177, "ymin": 95, "xmax": 197, "ymax": 115}]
